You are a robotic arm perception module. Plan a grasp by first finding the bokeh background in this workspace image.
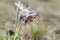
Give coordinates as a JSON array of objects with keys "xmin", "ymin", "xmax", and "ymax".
[{"xmin": 0, "ymin": 0, "xmax": 60, "ymax": 40}]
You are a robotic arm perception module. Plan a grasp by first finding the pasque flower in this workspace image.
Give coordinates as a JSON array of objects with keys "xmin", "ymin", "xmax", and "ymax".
[
  {"xmin": 23, "ymin": 12, "xmax": 39, "ymax": 24},
  {"xmin": 15, "ymin": 1, "xmax": 39, "ymax": 24}
]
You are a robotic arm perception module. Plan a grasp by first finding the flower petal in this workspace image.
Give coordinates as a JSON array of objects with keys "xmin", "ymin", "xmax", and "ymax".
[
  {"xmin": 23, "ymin": 17, "xmax": 28, "ymax": 24},
  {"xmin": 30, "ymin": 12, "xmax": 39, "ymax": 18}
]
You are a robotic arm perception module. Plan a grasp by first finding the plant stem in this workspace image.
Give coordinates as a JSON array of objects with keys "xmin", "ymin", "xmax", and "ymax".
[
  {"xmin": 14, "ymin": 10, "xmax": 20, "ymax": 40},
  {"xmin": 30, "ymin": 24, "xmax": 37, "ymax": 40}
]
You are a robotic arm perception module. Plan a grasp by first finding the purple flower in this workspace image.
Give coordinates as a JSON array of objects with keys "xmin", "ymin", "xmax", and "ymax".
[{"xmin": 23, "ymin": 12, "xmax": 39, "ymax": 24}]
